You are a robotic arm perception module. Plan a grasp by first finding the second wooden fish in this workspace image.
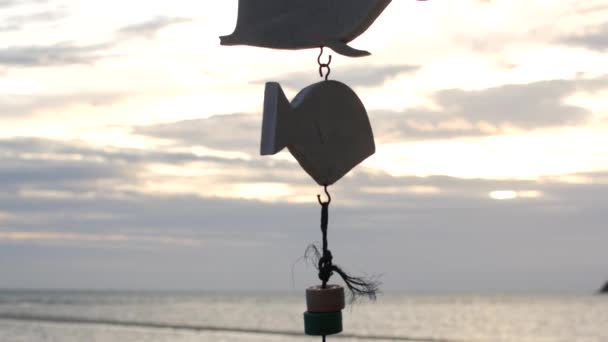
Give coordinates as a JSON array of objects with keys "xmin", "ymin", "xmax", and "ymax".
[{"xmin": 261, "ymin": 81, "xmax": 375, "ymax": 186}]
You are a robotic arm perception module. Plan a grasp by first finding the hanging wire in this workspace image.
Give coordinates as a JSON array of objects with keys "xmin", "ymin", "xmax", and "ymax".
[
  {"xmin": 317, "ymin": 47, "xmax": 332, "ymax": 81},
  {"xmin": 306, "ymin": 186, "xmax": 381, "ymax": 301},
  {"xmin": 318, "ymin": 185, "xmax": 331, "ymax": 342},
  {"xmin": 309, "ymin": 186, "xmax": 380, "ymax": 342},
  {"xmin": 317, "ymin": 186, "xmax": 332, "ymax": 289},
  {"xmin": 317, "ymin": 185, "xmax": 331, "ymax": 205}
]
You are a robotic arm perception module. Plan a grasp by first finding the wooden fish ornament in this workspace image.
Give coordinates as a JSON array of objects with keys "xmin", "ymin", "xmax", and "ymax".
[
  {"xmin": 261, "ymin": 80, "xmax": 375, "ymax": 186},
  {"xmin": 220, "ymin": 0, "xmax": 392, "ymax": 57}
]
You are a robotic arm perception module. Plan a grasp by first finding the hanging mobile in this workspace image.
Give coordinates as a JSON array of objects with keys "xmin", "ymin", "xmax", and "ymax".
[
  {"xmin": 220, "ymin": 1, "xmax": 429, "ymax": 340},
  {"xmin": 262, "ymin": 47, "xmax": 379, "ymax": 341}
]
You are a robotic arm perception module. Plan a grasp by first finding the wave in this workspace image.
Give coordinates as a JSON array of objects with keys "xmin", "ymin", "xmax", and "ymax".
[{"xmin": 0, "ymin": 313, "xmax": 461, "ymax": 342}]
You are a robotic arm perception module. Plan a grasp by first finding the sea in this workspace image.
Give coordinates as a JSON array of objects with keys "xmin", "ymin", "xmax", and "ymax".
[{"xmin": 0, "ymin": 291, "xmax": 606, "ymax": 342}]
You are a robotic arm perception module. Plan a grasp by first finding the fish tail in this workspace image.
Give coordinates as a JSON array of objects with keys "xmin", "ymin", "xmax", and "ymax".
[
  {"xmin": 260, "ymin": 82, "xmax": 292, "ymax": 155},
  {"xmin": 219, "ymin": 34, "xmax": 238, "ymax": 45},
  {"xmin": 327, "ymin": 41, "xmax": 371, "ymax": 57}
]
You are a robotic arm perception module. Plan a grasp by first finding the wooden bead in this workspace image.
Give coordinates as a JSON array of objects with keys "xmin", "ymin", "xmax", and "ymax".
[
  {"xmin": 306, "ymin": 284, "xmax": 345, "ymax": 312},
  {"xmin": 303, "ymin": 311, "xmax": 343, "ymax": 336}
]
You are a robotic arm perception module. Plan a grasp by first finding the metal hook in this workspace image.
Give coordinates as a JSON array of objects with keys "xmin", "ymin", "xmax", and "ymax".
[
  {"xmin": 317, "ymin": 46, "xmax": 332, "ymax": 81},
  {"xmin": 317, "ymin": 185, "xmax": 332, "ymax": 205}
]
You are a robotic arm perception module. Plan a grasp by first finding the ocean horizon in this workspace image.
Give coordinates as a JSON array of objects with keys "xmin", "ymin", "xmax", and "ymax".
[{"xmin": 0, "ymin": 289, "xmax": 606, "ymax": 342}]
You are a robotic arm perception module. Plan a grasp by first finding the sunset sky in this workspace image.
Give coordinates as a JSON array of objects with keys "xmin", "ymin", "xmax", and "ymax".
[{"xmin": 1, "ymin": 0, "xmax": 607, "ymax": 292}]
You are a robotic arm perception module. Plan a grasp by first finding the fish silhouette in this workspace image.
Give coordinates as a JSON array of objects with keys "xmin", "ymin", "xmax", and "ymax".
[
  {"xmin": 261, "ymin": 81, "xmax": 375, "ymax": 186},
  {"xmin": 220, "ymin": 0, "xmax": 392, "ymax": 57}
]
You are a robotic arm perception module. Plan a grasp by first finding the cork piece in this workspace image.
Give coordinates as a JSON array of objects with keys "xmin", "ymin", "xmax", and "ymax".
[{"xmin": 306, "ymin": 284, "xmax": 346, "ymax": 312}]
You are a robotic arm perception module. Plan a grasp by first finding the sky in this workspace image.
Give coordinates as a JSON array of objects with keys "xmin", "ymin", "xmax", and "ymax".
[{"xmin": 0, "ymin": 0, "xmax": 607, "ymax": 293}]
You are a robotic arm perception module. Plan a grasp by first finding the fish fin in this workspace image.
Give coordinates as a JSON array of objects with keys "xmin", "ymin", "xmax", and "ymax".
[
  {"xmin": 261, "ymin": 82, "xmax": 292, "ymax": 155},
  {"xmin": 326, "ymin": 42, "xmax": 371, "ymax": 57}
]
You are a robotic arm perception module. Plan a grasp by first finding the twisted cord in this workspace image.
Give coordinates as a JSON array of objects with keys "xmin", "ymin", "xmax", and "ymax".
[{"xmin": 307, "ymin": 186, "xmax": 381, "ymax": 302}]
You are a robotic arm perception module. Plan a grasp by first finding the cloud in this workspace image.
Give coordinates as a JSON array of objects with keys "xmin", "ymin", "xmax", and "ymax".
[
  {"xmin": 0, "ymin": 0, "xmax": 63, "ymax": 32},
  {"xmin": 0, "ymin": 42, "xmax": 115, "ymax": 67},
  {"xmin": 0, "ymin": 137, "xmax": 308, "ymax": 240},
  {"xmin": 0, "ymin": 92, "xmax": 128, "ymax": 117},
  {"xmin": 0, "ymin": 138, "xmax": 136, "ymax": 194},
  {"xmin": 371, "ymin": 109, "xmax": 490, "ymax": 142},
  {"xmin": 117, "ymin": 16, "xmax": 193, "ymax": 39},
  {"xmin": 0, "ymin": 137, "xmax": 303, "ymax": 196},
  {"xmin": 134, "ymin": 110, "xmax": 481, "ymax": 154},
  {"xmin": 252, "ymin": 64, "xmax": 420, "ymax": 89},
  {"xmin": 135, "ymin": 76, "xmax": 608, "ymax": 152},
  {"xmin": 559, "ymin": 22, "xmax": 608, "ymax": 51},
  {"xmin": 0, "ymin": 15, "xmax": 191, "ymax": 67},
  {"xmin": 0, "ymin": 10, "xmax": 66, "ymax": 32},
  {"xmin": 0, "ymin": 137, "xmax": 314, "ymax": 217},
  {"xmin": 134, "ymin": 114, "xmax": 261, "ymax": 153},
  {"xmin": 434, "ymin": 80, "xmax": 591, "ymax": 128},
  {"xmin": 373, "ymin": 77, "xmax": 608, "ymax": 142},
  {"xmin": 0, "ymin": 137, "xmax": 250, "ymax": 169},
  {"xmin": 0, "ymin": 136, "xmax": 607, "ymax": 292},
  {"xmin": 0, "ymin": 0, "xmax": 45, "ymax": 8}
]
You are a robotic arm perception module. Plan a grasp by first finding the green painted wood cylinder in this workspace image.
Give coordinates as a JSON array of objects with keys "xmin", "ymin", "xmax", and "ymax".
[{"xmin": 303, "ymin": 311, "xmax": 343, "ymax": 336}]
